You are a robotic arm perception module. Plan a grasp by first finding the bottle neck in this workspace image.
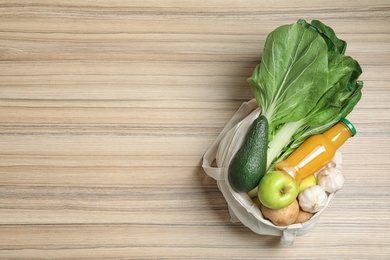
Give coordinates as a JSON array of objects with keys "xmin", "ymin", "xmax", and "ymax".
[{"xmin": 322, "ymin": 121, "xmax": 353, "ymax": 150}]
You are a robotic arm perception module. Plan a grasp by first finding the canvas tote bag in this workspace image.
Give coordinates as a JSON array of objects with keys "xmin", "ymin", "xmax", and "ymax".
[{"xmin": 202, "ymin": 99, "xmax": 338, "ymax": 245}]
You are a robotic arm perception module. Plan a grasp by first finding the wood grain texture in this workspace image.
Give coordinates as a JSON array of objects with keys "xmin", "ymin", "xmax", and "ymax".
[{"xmin": 1, "ymin": 0, "xmax": 389, "ymax": 259}]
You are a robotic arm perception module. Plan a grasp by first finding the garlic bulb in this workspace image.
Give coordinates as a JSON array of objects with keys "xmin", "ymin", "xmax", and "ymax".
[
  {"xmin": 329, "ymin": 151, "xmax": 342, "ymax": 170},
  {"xmin": 317, "ymin": 167, "xmax": 345, "ymax": 193},
  {"xmin": 298, "ymin": 185, "xmax": 328, "ymax": 213}
]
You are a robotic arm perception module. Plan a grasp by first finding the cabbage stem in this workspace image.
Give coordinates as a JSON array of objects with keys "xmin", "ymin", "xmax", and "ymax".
[{"xmin": 266, "ymin": 120, "xmax": 303, "ymax": 168}]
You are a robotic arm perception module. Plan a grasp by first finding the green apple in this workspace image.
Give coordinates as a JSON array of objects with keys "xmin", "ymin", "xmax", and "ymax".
[
  {"xmin": 258, "ymin": 171, "xmax": 299, "ymax": 209},
  {"xmin": 298, "ymin": 174, "xmax": 317, "ymax": 192}
]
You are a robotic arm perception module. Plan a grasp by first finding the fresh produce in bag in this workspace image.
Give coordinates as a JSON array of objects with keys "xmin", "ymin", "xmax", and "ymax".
[{"xmin": 202, "ymin": 19, "xmax": 363, "ymax": 245}]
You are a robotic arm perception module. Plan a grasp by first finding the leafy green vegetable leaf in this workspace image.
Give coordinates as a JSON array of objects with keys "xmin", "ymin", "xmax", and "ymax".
[
  {"xmin": 304, "ymin": 51, "xmax": 362, "ymax": 127},
  {"xmin": 248, "ymin": 19, "xmax": 363, "ymax": 169},
  {"xmin": 248, "ymin": 22, "xmax": 329, "ymax": 131},
  {"xmin": 298, "ymin": 19, "xmax": 347, "ymax": 54}
]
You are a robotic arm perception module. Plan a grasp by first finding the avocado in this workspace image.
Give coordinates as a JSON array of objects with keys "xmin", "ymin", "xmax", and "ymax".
[{"xmin": 228, "ymin": 114, "xmax": 268, "ymax": 192}]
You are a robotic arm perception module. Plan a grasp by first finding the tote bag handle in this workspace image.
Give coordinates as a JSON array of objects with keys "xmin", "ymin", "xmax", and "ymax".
[{"xmin": 202, "ymin": 99, "xmax": 258, "ymax": 181}]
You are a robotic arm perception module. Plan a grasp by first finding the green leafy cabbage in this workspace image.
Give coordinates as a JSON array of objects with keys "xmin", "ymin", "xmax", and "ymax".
[{"xmin": 248, "ymin": 19, "xmax": 363, "ymax": 169}]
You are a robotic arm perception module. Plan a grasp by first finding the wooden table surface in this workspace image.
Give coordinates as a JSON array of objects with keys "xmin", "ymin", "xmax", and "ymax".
[{"xmin": 1, "ymin": 1, "xmax": 389, "ymax": 259}]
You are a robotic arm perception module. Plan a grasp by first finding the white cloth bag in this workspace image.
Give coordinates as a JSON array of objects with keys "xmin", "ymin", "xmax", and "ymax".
[{"xmin": 202, "ymin": 99, "xmax": 338, "ymax": 245}]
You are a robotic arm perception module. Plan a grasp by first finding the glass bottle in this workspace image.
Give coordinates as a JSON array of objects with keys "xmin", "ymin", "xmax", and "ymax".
[{"xmin": 274, "ymin": 118, "xmax": 356, "ymax": 184}]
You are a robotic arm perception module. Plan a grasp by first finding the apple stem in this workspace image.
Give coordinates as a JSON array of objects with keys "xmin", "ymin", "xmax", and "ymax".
[{"xmin": 283, "ymin": 185, "xmax": 292, "ymax": 194}]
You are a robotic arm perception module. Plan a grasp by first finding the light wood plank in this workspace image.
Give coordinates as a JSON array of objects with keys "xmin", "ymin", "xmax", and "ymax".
[{"xmin": 1, "ymin": 0, "xmax": 390, "ymax": 258}]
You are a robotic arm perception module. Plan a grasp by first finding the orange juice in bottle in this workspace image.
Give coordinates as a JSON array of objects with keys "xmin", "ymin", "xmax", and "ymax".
[{"xmin": 274, "ymin": 118, "xmax": 356, "ymax": 184}]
